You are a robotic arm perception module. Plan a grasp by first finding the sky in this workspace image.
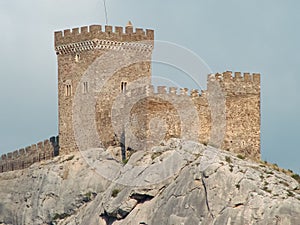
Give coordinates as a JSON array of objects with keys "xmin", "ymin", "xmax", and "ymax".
[{"xmin": 0, "ymin": 0, "xmax": 299, "ymax": 173}]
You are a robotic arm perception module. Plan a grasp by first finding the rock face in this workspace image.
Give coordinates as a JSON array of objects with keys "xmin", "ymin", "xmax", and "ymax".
[{"xmin": 0, "ymin": 139, "xmax": 299, "ymax": 225}]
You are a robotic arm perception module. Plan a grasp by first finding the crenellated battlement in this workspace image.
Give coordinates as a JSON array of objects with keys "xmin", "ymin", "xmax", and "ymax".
[
  {"xmin": 208, "ymin": 71, "xmax": 260, "ymax": 95},
  {"xmin": 55, "ymin": 24, "xmax": 154, "ymax": 47},
  {"xmin": 209, "ymin": 71, "xmax": 260, "ymax": 83},
  {"xmin": 0, "ymin": 136, "xmax": 59, "ymax": 173}
]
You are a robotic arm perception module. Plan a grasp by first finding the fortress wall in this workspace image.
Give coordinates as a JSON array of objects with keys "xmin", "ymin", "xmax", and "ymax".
[
  {"xmin": 109, "ymin": 85, "xmax": 211, "ymax": 151},
  {"xmin": 208, "ymin": 71, "xmax": 261, "ymax": 159},
  {"xmin": 112, "ymin": 72, "xmax": 260, "ymax": 161},
  {"xmin": 54, "ymin": 24, "xmax": 260, "ymax": 159},
  {"xmin": 191, "ymin": 90, "xmax": 212, "ymax": 145},
  {"xmin": 0, "ymin": 136, "xmax": 59, "ymax": 173}
]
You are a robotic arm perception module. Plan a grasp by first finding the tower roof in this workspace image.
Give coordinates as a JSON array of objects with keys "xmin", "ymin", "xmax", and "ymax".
[{"xmin": 126, "ymin": 21, "xmax": 133, "ymax": 27}]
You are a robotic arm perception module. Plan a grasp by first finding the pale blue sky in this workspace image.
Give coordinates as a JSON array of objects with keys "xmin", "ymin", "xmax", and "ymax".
[{"xmin": 0, "ymin": 0, "xmax": 299, "ymax": 173}]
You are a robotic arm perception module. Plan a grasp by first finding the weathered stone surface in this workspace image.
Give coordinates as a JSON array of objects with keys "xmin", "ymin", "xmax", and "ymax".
[
  {"xmin": 55, "ymin": 24, "xmax": 261, "ymax": 161},
  {"xmin": 0, "ymin": 139, "xmax": 299, "ymax": 225}
]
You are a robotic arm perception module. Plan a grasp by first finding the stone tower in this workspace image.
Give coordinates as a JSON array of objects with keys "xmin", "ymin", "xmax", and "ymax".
[
  {"xmin": 207, "ymin": 72, "xmax": 261, "ymax": 159},
  {"xmin": 54, "ymin": 24, "xmax": 154, "ymax": 154}
]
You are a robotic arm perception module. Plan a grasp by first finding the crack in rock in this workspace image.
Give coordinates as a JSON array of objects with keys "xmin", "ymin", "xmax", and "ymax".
[{"xmin": 201, "ymin": 172, "xmax": 214, "ymax": 219}]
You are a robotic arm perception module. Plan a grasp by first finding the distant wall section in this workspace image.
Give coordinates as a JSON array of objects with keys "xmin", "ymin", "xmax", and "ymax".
[{"xmin": 0, "ymin": 136, "xmax": 59, "ymax": 173}]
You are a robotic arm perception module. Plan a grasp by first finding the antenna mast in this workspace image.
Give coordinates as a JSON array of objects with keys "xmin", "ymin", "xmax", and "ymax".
[{"xmin": 103, "ymin": 0, "xmax": 108, "ymax": 24}]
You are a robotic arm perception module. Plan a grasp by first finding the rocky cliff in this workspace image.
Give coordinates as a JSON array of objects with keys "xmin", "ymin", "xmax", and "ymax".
[{"xmin": 0, "ymin": 139, "xmax": 299, "ymax": 225}]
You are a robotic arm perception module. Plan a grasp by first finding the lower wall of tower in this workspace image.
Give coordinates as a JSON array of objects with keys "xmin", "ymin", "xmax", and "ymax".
[{"xmin": 222, "ymin": 95, "xmax": 261, "ymax": 160}]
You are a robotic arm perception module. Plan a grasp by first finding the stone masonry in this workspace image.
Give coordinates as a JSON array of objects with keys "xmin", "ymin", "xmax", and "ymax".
[
  {"xmin": 55, "ymin": 24, "xmax": 154, "ymax": 154},
  {"xmin": 55, "ymin": 23, "xmax": 261, "ymax": 160},
  {"xmin": 0, "ymin": 136, "xmax": 59, "ymax": 173},
  {"xmin": 0, "ymin": 23, "xmax": 261, "ymax": 174},
  {"xmin": 112, "ymin": 71, "xmax": 260, "ymax": 159}
]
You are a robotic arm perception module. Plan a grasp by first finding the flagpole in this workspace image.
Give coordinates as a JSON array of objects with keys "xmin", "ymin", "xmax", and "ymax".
[{"xmin": 103, "ymin": 0, "xmax": 108, "ymax": 24}]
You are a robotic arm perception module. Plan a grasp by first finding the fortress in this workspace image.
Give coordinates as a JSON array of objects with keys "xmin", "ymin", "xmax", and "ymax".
[{"xmin": 0, "ymin": 23, "xmax": 260, "ymax": 173}]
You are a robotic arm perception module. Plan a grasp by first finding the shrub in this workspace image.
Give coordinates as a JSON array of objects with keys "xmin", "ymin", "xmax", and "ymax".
[
  {"xmin": 52, "ymin": 212, "xmax": 70, "ymax": 221},
  {"xmin": 122, "ymin": 158, "xmax": 129, "ymax": 165},
  {"xmin": 225, "ymin": 156, "xmax": 232, "ymax": 163},
  {"xmin": 83, "ymin": 191, "xmax": 93, "ymax": 202},
  {"xmin": 111, "ymin": 189, "xmax": 120, "ymax": 198},
  {"xmin": 272, "ymin": 163, "xmax": 280, "ymax": 171},
  {"xmin": 291, "ymin": 174, "xmax": 300, "ymax": 183},
  {"xmin": 237, "ymin": 154, "xmax": 245, "ymax": 160}
]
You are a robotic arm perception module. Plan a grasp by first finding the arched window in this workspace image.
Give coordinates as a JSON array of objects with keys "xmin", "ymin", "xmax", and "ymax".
[
  {"xmin": 65, "ymin": 84, "xmax": 72, "ymax": 96},
  {"xmin": 83, "ymin": 82, "xmax": 88, "ymax": 94},
  {"xmin": 121, "ymin": 81, "xmax": 127, "ymax": 93}
]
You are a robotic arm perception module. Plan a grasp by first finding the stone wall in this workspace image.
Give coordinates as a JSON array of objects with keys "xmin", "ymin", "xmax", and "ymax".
[
  {"xmin": 208, "ymin": 71, "xmax": 261, "ymax": 160},
  {"xmin": 111, "ymin": 71, "xmax": 260, "ymax": 160},
  {"xmin": 54, "ymin": 23, "xmax": 261, "ymax": 160},
  {"xmin": 0, "ymin": 136, "xmax": 59, "ymax": 173},
  {"xmin": 111, "ymin": 85, "xmax": 211, "ymax": 151}
]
